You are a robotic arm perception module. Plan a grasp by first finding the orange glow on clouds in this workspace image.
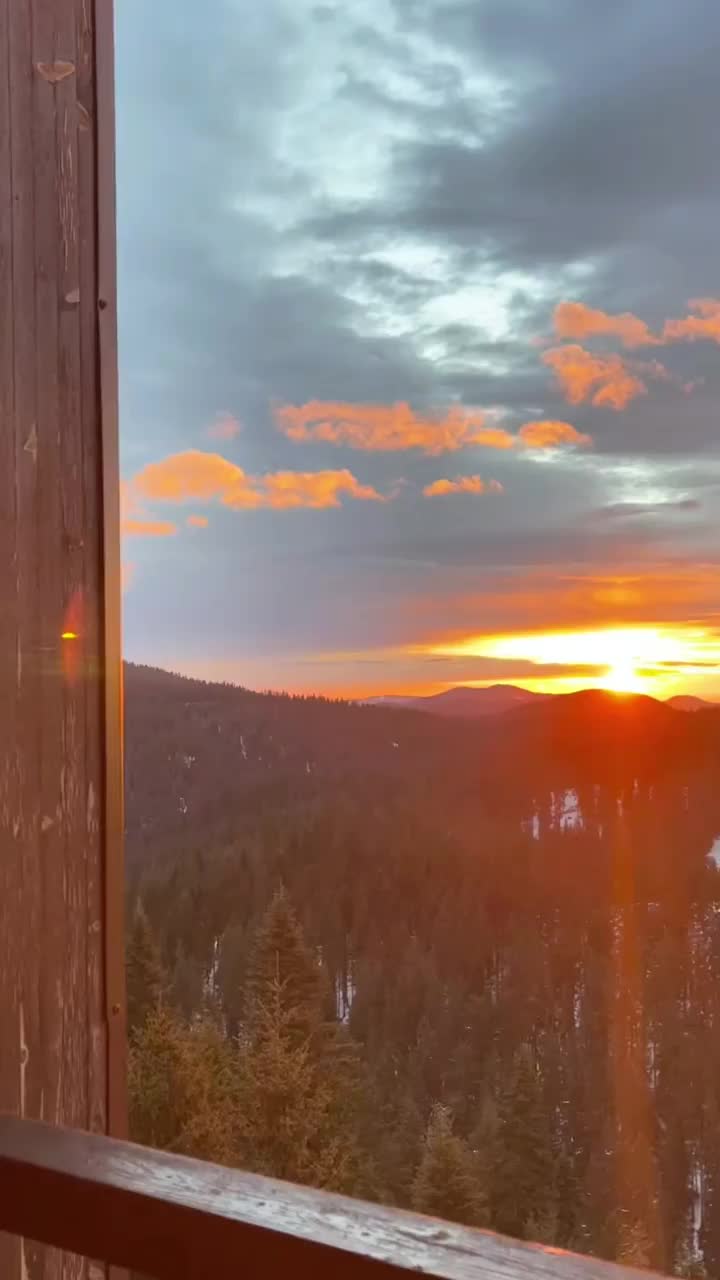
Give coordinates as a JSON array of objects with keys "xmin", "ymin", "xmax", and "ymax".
[
  {"xmin": 423, "ymin": 475, "xmax": 503, "ymax": 497},
  {"xmin": 428, "ymin": 625, "xmax": 720, "ymax": 697},
  {"xmin": 187, "ymin": 514, "xmax": 209, "ymax": 528},
  {"xmin": 554, "ymin": 301, "xmax": 661, "ymax": 349},
  {"xmin": 131, "ymin": 450, "xmax": 384, "ymax": 511},
  {"xmin": 663, "ymin": 297, "xmax": 720, "ymax": 344},
  {"xmin": 274, "ymin": 400, "xmax": 514, "ymax": 454},
  {"xmin": 517, "ymin": 420, "xmax": 592, "ymax": 448},
  {"xmin": 543, "ymin": 345, "xmax": 648, "ymax": 410},
  {"xmin": 554, "ymin": 297, "xmax": 720, "ymax": 349},
  {"xmin": 122, "ymin": 518, "xmax": 178, "ymax": 537},
  {"xmin": 276, "ymin": 401, "xmax": 593, "ymax": 453}
]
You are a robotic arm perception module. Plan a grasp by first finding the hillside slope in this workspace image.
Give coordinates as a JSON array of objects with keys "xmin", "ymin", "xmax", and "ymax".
[{"xmin": 124, "ymin": 664, "xmax": 720, "ymax": 869}]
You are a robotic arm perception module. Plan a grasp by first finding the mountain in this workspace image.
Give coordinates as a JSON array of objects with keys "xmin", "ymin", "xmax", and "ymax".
[
  {"xmin": 124, "ymin": 664, "xmax": 720, "ymax": 874},
  {"xmin": 667, "ymin": 694, "xmax": 718, "ymax": 711},
  {"xmin": 364, "ymin": 684, "xmax": 548, "ymax": 718},
  {"xmin": 368, "ymin": 683, "xmax": 720, "ymax": 720}
]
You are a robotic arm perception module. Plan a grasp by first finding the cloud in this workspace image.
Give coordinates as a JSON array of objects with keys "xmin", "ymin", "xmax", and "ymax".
[
  {"xmin": 423, "ymin": 475, "xmax": 504, "ymax": 497},
  {"xmin": 593, "ymin": 498, "xmax": 700, "ymax": 520},
  {"xmin": 120, "ymin": 479, "xmax": 178, "ymax": 537},
  {"xmin": 274, "ymin": 400, "xmax": 516, "ymax": 454},
  {"xmin": 542, "ymin": 344, "xmax": 648, "ymax": 410},
  {"xmin": 122, "ymin": 518, "xmax": 179, "ymax": 537},
  {"xmin": 552, "ymin": 297, "xmax": 720, "ymax": 357},
  {"xmin": 518, "ymin": 420, "xmax": 592, "ymax": 448},
  {"xmin": 553, "ymin": 301, "xmax": 660, "ymax": 349},
  {"xmin": 251, "ymin": 469, "xmax": 384, "ymax": 510},
  {"xmin": 131, "ymin": 449, "xmax": 385, "ymax": 511},
  {"xmin": 187, "ymin": 514, "xmax": 209, "ymax": 528},
  {"xmin": 206, "ymin": 412, "xmax": 242, "ymax": 441},
  {"xmin": 663, "ymin": 298, "xmax": 720, "ymax": 345}
]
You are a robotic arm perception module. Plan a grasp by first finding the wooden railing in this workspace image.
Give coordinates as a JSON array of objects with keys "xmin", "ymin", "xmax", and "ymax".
[{"xmin": 0, "ymin": 1116, "xmax": 660, "ymax": 1280}]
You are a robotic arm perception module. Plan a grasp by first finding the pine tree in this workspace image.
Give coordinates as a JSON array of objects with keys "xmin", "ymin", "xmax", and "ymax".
[
  {"xmin": 244, "ymin": 887, "xmax": 324, "ymax": 1042},
  {"xmin": 235, "ymin": 975, "xmax": 364, "ymax": 1191},
  {"xmin": 126, "ymin": 900, "xmax": 167, "ymax": 1034},
  {"xmin": 412, "ymin": 1103, "xmax": 487, "ymax": 1227},
  {"xmin": 128, "ymin": 1004, "xmax": 238, "ymax": 1164},
  {"xmin": 235, "ymin": 893, "xmax": 370, "ymax": 1195},
  {"xmin": 375, "ymin": 1088, "xmax": 425, "ymax": 1207},
  {"xmin": 489, "ymin": 1046, "xmax": 556, "ymax": 1241}
]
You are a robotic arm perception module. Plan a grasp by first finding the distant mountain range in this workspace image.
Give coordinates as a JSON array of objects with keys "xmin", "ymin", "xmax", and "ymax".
[
  {"xmin": 365, "ymin": 684, "xmax": 717, "ymax": 719},
  {"xmin": 364, "ymin": 684, "xmax": 548, "ymax": 717},
  {"xmin": 124, "ymin": 664, "xmax": 720, "ymax": 875},
  {"xmin": 666, "ymin": 694, "xmax": 717, "ymax": 712}
]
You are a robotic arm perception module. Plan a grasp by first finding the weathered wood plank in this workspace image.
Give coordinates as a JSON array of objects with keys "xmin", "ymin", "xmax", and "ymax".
[
  {"xmin": 4, "ymin": 0, "xmax": 41, "ymax": 1275},
  {"xmin": 0, "ymin": 1119, "xmax": 665, "ymax": 1280},
  {"xmin": 0, "ymin": 8, "xmax": 22, "ymax": 1277},
  {"xmin": 0, "ymin": 0, "xmax": 121, "ymax": 1276}
]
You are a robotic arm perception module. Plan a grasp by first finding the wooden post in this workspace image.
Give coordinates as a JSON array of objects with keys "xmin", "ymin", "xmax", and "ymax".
[{"xmin": 0, "ymin": 0, "xmax": 124, "ymax": 1275}]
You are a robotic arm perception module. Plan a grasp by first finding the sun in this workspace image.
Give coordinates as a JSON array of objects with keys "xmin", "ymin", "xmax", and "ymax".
[
  {"xmin": 427, "ymin": 624, "xmax": 720, "ymax": 698},
  {"xmin": 599, "ymin": 658, "xmax": 646, "ymax": 695}
]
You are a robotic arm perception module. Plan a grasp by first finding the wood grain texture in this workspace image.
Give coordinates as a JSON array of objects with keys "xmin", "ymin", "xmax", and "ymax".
[
  {"xmin": 0, "ymin": 0, "xmax": 121, "ymax": 1276},
  {"xmin": 0, "ymin": 1118, "xmax": 667, "ymax": 1280}
]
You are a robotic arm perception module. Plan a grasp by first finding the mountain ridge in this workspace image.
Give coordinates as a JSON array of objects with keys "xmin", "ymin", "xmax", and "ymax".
[{"xmin": 365, "ymin": 682, "xmax": 717, "ymax": 719}]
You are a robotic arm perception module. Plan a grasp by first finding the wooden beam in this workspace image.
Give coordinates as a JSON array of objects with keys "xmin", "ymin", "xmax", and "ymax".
[
  {"xmin": 0, "ymin": 0, "xmax": 122, "ymax": 1274},
  {"xmin": 0, "ymin": 1118, "xmax": 662, "ymax": 1280}
]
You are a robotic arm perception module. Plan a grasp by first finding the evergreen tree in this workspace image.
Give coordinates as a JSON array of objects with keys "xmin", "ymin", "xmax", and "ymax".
[
  {"xmin": 235, "ymin": 892, "xmax": 370, "ymax": 1195},
  {"xmin": 374, "ymin": 1089, "xmax": 425, "ymax": 1207},
  {"xmin": 489, "ymin": 1046, "xmax": 556, "ymax": 1241},
  {"xmin": 412, "ymin": 1103, "xmax": 487, "ymax": 1227},
  {"xmin": 128, "ymin": 1005, "xmax": 238, "ymax": 1164},
  {"xmin": 126, "ymin": 900, "xmax": 167, "ymax": 1034},
  {"xmin": 235, "ymin": 976, "xmax": 363, "ymax": 1191},
  {"xmin": 244, "ymin": 887, "xmax": 324, "ymax": 1042}
]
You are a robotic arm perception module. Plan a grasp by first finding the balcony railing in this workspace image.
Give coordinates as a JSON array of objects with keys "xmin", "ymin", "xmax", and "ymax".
[{"xmin": 0, "ymin": 1115, "xmax": 661, "ymax": 1280}]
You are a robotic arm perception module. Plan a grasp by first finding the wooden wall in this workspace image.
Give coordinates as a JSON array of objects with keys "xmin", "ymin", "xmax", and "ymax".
[{"xmin": 0, "ymin": 0, "xmax": 124, "ymax": 1276}]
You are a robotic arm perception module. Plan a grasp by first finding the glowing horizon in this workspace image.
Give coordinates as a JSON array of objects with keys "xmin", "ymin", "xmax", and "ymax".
[
  {"xmin": 425, "ymin": 624, "xmax": 720, "ymax": 698},
  {"xmin": 159, "ymin": 621, "xmax": 720, "ymax": 703}
]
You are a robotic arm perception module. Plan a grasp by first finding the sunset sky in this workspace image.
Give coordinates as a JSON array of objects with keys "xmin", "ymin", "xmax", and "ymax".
[{"xmin": 116, "ymin": 0, "xmax": 720, "ymax": 699}]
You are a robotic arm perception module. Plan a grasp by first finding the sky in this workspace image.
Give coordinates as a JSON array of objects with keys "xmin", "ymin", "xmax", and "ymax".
[{"xmin": 116, "ymin": 0, "xmax": 720, "ymax": 699}]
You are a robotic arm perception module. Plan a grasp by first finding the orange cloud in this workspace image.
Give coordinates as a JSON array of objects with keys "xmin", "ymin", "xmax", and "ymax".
[
  {"xmin": 134, "ymin": 451, "xmax": 242, "ymax": 502},
  {"xmin": 274, "ymin": 400, "xmax": 516, "ymax": 454},
  {"xmin": 206, "ymin": 412, "xmax": 242, "ymax": 441},
  {"xmin": 423, "ymin": 475, "xmax": 504, "ymax": 498},
  {"xmin": 249, "ymin": 469, "xmax": 383, "ymax": 509},
  {"xmin": 132, "ymin": 450, "xmax": 384, "ymax": 511},
  {"xmin": 121, "ymin": 518, "xmax": 178, "ymax": 537},
  {"xmin": 554, "ymin": 301, "xmax": 659, "ymax": 349},
  {"xmin": 187, "ymin": 515, "xmax": 209, "ymax": 528},
  {"xmin": 518, "ymin": 420, "xmax": 592, "ymax": 448},
  {"xmin": 409, "ymin": 562, "xmax": 720, "ymax": 650},
  {"xmin": 120, "ymin": 482, "xmax": 178, "ymax": 537},
  {"xmin": 663, "ymin": 298, "xmax": 720, "ymax": 344},
  {"xmin": 543, "ymin": 344, "xmax": 647, "ymax": 410}
]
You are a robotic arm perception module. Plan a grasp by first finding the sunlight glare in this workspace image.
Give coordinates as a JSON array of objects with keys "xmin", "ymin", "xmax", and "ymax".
[{"xmin": 428, "ymin": 624, "xmax": 720, "ymax": 696}]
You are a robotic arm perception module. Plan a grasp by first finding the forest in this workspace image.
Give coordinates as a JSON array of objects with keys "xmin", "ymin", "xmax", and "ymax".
[{"xmin": 125, "ymin": 663, "xmax": 720, "ymax": 1274}]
